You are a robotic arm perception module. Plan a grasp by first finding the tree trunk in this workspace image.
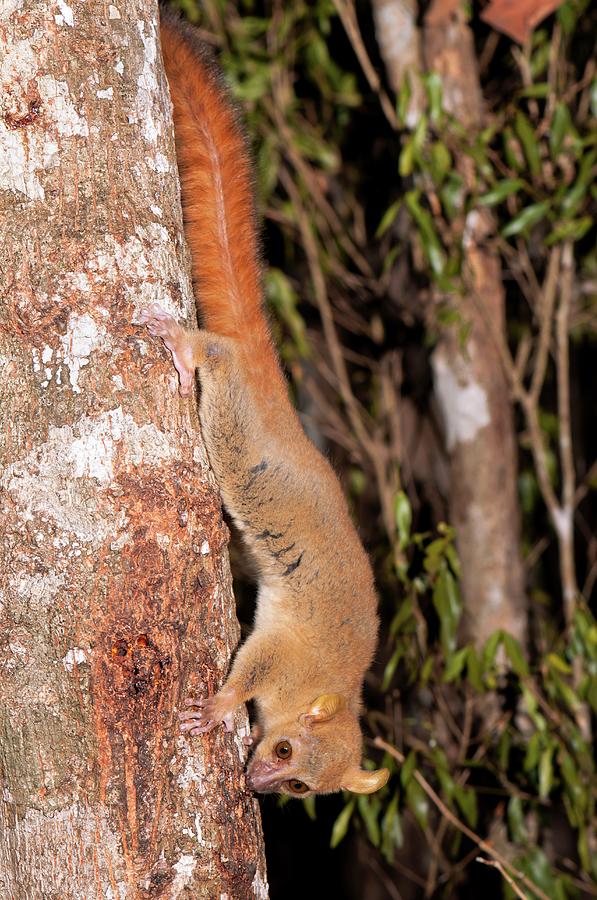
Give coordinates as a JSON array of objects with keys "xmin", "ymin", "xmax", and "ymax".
[
  {"xmin": 0, "ymin": 2, "xmax": 268, "ymax": 897},
  {"xmin": 423, "ymin": 3, "xmax": 527, "ymax": 646}
]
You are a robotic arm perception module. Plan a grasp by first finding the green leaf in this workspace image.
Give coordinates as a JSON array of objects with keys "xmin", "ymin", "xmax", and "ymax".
[
  {"xmin": 550, "ymin": 103, "xmax": 572, "ymax": 159},
  {"xmin": 433, "ymin": 566, "xmax": 462, "ymax": 655},
  {"xmin": 525, "ymin": 846, "xmax": 559, "ymax": 895},
  {"xmin": 424, "ymin": 72, "xmax": 443, "ymax": 123},
  {"xmin": 357, "ymin": 794, "xmax": 381, "ymax": 847},
  {"xmin": 382, "ymin": 645, "xmax": 403, "ymax": 691},
  {"xmin": 501, "ymin": 201, "xmax": 550, "ymax": 238},
  {"xmin": 444, "ymin": 542, "xmax": 460, "ymax": 578},
  {"xmin": 399, "ymin": 136, "xmax": 415, "ymax": 177},
  {"xmin": 390, "ymin": 597, "xmax": 414, "ymax": 637},
  {"xmin": 466, "ymin": 647, "xmax": 484, "ymax": 692},
  {"xmin": 578, "ymin": 826, "xmax": 590, "ymax": 873},
  {"xmin": 560, "ymin": 179, "xmax": 590, "ymax": 218},
  {"xmin": 503, "ymin": 126, "xmax": 524, "ymax": 172},
  {"xmin": 482, "ymin": 630, "xmax": 503, "ymax": 671},
  {"xmin": 560, "ymin": 752, "xmax": 586, "ymax": 819},
  {"xmin": 381, "ymin": 791, "xmax": 403, "ymax": 863},
  {"xmin": 405, "ymin": 190, "xmax": 446, "ymax": 276},
  {"xmin": 514, "ymin": 111, "xmax": 541, "ymax": 177},
  {"xmin": 266, "ymin": 269, "xmax": 310, "ymax": 358},
  {"xmin": 551, "ymin": 672, "xmax": 581, "ymax": 714},
  {"xmin": 507, "ymin": 796, "xmax": 528, "ymax": 843},
  {"xmin": 546, "ymin": 216, "xmax": 592, "ymax": 245},
  {"xmin": 406, "ymin": 779, "xmax": 429, "ymax": 829},
  {"xmin": 478, "ymin": 178, "xmax": 525, "ymax": 207},
  {"xmin": 454, "ymin": 784, "xmax": 478, "ymax": 828},
  {"xmin": 558, "ymin": 0, "xmax": 582, "ymax": 35},
  {"xmin": 425, "ymin": 537, "xmax": 449, "ymax": 575},
  {"xmin": 503, "ymin": 633, "xmax": 529, "ymax": 677},
  {"xmin": 518, "ymin": 83, "xmax": 550, "ymax": 98},
  {"xmin": 498, "ymin": 728, "xmax": 512, "ymax": 770},
  {"xmin": 395, "ymin": 490, "xmax": 412, "ymax": 548},
  {"xmin": 302, "ymin": 795, "xmax": 317, "ymax": 820},
  {"xmin": 524, "ymin": 732, "xmax": 542, "ymax": 771},
  {"xmin": 330, "ymin": 798, "xmax": 356, "ymax": 848},
  {"xmin": 412, "ymin": 114, "xmax": 428, "ymax": 156},
  {"xmin": 547, "ymin": 652, "xmax": 572, "ymax": 675},
  {"xmin": 232, "ymin": 69, "xmax": 271, "ymax": 102},
  {"xmin": 376, "ymin": 199, "xmax": 402, "ymax": 238},
  {"xmin": 440, "ymin": 173, "xmax": 465, "ymax": 219},
  {"xmin": 539, "ymin": 746, "xmax": 554, "ymax": 799},
  {"xmin": 420, "ymin": 655, "xmax": 434, "ymax": 685},
  {"xmin": 444, "ymin": 647, "xmax": 468, "ymax": 682},
  {"xmin": 437, "ymin": 766, "xmax": 455, "ymax": 801},
  {"xmin": 521, "ymin": 686, "xmax": 546, "ymax": 733},
  {"xmin": 429, "ymin": 141, "xmax": 452, "ymax": 185},
  {"xmin": 400, "ymin": 751, "xmax": 416, "ymax": 788},
  {"xmin": 396, "ymin": 74, "xmax": 412, "ymax": 127}
]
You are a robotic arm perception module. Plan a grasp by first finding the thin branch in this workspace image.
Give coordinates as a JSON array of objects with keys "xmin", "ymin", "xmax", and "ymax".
[
  {"xmin": 366, "ymin": 854, "xmax": 406, "ymax": 900},
  {"xmin": 331, "ymin": 0, "xmax": 399, "ymax": 131},
  {"xmin": 476, "ymin": 856, "xmax": 530, "ymax": 900},
  {"xmin": 374, "ymin": 738, "xmax": 552, "ymax": 900},
  {"xmin": 555, "ymin": 240, "xmax": 578, "ymax": 621},
  {"xmin": 530, "ymin": 246, "xmax": 560, "ymax": 403}
]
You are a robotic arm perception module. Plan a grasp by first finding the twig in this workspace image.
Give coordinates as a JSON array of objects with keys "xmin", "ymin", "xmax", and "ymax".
[
  {"xmin": 263, "ymin": 94, "xmax": 373, "ymax": 277},
  {"xmin": 555, "ymin": 241, "xmax": 578, "ymax": 623},
  {"xmin": 374, "ymin": 737, "xmax": 552, "ymax": 900},
  {"xmin": 530, "ymin": 246, "xmax": 560, "ymax": 403},
  {"xmin": 425, "ymin": 691, "xmax": 474, "ymax": 896},
  {"xmin": 556, "ymin": 242, "xmax": 591, "ymax": 740},
  {"xmin": 366, "ymin": 854, "xmax": 406, "ymax": 900},
  {"xmin": 476, "ymin": 856, "xmax": 530, "ymax": 900},
  {"xmin": 331, "ymin": 0, "xmax": 399, "ymax": 131}
]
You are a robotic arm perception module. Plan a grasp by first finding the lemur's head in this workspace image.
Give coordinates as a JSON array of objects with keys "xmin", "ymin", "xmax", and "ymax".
[{"xmin": 247, "ymin": 694, "xmax": 389, "ymax": 797}]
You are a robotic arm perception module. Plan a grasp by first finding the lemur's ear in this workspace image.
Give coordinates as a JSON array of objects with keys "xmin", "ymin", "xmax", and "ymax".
[
  {"xmin": 300, "ymin": 694, "xmax": 346, "ymax": 725},
  {"xmin": 341, "ymin": 766, "xmax": 390, "ymax": 794}
]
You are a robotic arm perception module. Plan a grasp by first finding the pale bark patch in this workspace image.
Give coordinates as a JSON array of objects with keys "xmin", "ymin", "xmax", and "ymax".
[
  {"xmin": 135, "ymin": 19, "xmax": 162, "ymax": 145},
  {"xmin": 2, "ymin": 408, "xmax": 180, "ymax": 544},
  {"xmin": 55, "ymin": 0, "xmax": 74, "ymax": 28},
  {"xmin": 0, "ymin": 0, "xmax": 23, "ymax": 19},
  {"xmin": 171, "ymin": 854, "xmax": 197, "ymax": 896},
  {"xmin": 37, "ymin": 75, "xmax": 89, "ymax": 136},
  {"xmin": 7, "ymin": 571, "xmax": 66, "ymax": 612},
  {"xmin": 432, "ymin": 352, "xmax": 491, "ymax": 449},
  {"xmin": 60, "ymin": 312, "xmax": 104, "ymax": 391},
  {"xmin": 62, "ymin": 647, "xmax": 87, "ymax": 671}
]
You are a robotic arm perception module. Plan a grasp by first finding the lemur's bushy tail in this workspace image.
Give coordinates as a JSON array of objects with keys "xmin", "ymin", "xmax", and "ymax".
[{"xmin": 161, "ymin": 13, "xmax": 280, "ymax": 392}]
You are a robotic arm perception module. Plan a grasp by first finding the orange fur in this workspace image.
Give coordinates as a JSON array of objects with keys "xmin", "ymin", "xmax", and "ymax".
[
  {"xmin": 160, "ymin": 15, "xmax": 281, "ymax": 396},
  {"xmin": 146, "ymin": 12, "xmax": 389, "ymax": 798}
]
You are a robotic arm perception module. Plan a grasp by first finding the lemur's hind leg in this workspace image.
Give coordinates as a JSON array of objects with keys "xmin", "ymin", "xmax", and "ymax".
[{"xmin": 140, "ymin": 304, "xmax": 227, "ymax": 396}]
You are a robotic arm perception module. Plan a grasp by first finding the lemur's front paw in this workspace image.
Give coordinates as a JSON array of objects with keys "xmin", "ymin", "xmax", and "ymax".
[
  {"xmin": 140, "ymin": 304, "xmax": 195, "ymax": 397},
  {"xmin": 179, "ymin": 694, "xmax": 236, "ymax": 735}
]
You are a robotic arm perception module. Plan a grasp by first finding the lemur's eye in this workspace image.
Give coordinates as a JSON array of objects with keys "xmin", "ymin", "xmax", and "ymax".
[
  {"xmin": 288, "ymin": 779, "xmax": 309, "ymax": 794},
  {"xmin": 275, "ymin": 740, "xmax": 292, "ymax": 760}
]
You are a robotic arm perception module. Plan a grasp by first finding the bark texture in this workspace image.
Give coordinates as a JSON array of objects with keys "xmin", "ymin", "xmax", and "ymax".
[
  {"xmin": 0, "ymin": 2, "xmax": 267, "ymax": 897},
  {"xmin": 423, "ymin": 5, "xmax": 527, "ymax": 646}
]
